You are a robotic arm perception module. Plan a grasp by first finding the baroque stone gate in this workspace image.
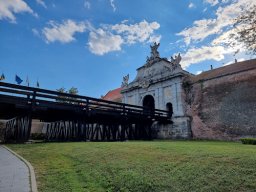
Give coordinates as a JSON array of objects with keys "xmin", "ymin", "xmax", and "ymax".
[{"xmin": 121, "ymin": 43, "xmax": 192, "ymax": 139}]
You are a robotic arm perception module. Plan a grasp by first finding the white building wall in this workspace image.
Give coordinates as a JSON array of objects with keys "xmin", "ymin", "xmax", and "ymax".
[{"xmin": 122, "ymin": 76, "xmax": 185, "ymax": 117}]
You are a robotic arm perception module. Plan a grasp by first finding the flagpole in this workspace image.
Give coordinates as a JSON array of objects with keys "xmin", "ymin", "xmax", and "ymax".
[
  {"xmin": 36, "ymin": 78, "xmax": 40, "ymax": 88},
  {"xmin": 26, "ymin": 75, "xmax": 29, "ymax": 87}
]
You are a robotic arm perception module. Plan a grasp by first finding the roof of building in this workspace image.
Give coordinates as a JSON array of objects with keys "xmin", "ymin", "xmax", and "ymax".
[
  {"xmin": 191, "ymin": 59, "xmax": 256, "ymax": 83},
  {"xmin": 101, "ymin": 87, "xmax": 122, "ymax": 102}
]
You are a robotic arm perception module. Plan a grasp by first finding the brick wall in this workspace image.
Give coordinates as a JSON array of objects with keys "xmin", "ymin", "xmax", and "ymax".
[{"xmin": 186, "ymin": 67, "xmax": 256, "ymax": 140}]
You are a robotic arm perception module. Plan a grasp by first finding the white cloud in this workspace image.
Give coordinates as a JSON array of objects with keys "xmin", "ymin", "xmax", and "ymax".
[
  {"xmin": 174, "ymin": 0, "xmax": 256, "ymax": 68},
  {"xmin": 178, "ymin": 18, "xmax": 218, "ymax": 45},
  {"xmin": 121, "ymin": 20, "xmax": 129, "ymax": 24},
  {"xmin": 0, "ymin": 0, "xmax": 36, "ymax": 22},
  {"xmin": 221, "ymin": 0, "xmax": 231, "ymax": 3},
  {"xmin": 88, "ymin": 20, "xmax": 160, "ymax": 55},
  {"xmin": 188, "ymin": 3, "xmax": 195, "ymax": 8},
  {"xmin": 181, "ymin": 46, "xmax": 226, "ymax": 68},
  {"xmin": 38, "ymin": 19, "xmax": 160, "ymax": 55},
  {"xmin": 196, "ymin": 70, "xmax": 203, "ymax": 75},
  {"xmin": 36, "ymin": 0, "xmax": 47, "ymax": 8},
  {"xmin": 204, "ymin": 0, "xmax": 219, "ymax": 6},
  {"xmin": 211, "ymin": 28, "xmax": 234, "ymax": 46},
  {"xmin": 84, "ymin": 0, "xmax": 90, "ymax": 9},
  {"xmin": 110, "ymin": 0, "xmax": 116, "ymax": 12},
  {"xmin": 112, "ymin": 20, "xmax": 161, "ymax": 44},
  {"xmin": 178, "ymin": 0, "xmax": 256, "ymax": 45},
  {"xmin": 211, "ymin": 26, "xmax": 247, "ymax": 55},
  {"xmin": 88, "ymin": 28, "xmax": 123, "ymax": 55},
  {"xmin": 179, "ymin": 26, "xmax": 250, "ymax": 68},
  {"xmin": 42, "ymin": 20, "xmax": 87, "ymax": 43},
  {"xmin": 148, "ymin": 35, "xmax": 161, "ymax": 44},
  {"xmin": 32, "ymin": 28, "xmax": 40, "ymax": 37}
]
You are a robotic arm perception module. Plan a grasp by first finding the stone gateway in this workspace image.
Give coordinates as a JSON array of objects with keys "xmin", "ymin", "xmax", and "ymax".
[{"xmin": 121, "ymin": 43, "xmax": 192, "ymax": 139}]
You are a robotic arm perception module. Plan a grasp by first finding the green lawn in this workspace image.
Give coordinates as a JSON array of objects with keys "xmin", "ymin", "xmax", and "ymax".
[{"xmin": 7, "ymin": 141, "xmax": 256, "ymax": 192}]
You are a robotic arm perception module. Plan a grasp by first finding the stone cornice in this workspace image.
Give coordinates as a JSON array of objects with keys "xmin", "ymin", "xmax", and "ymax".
[{"xmin": 121, "ymin": 71, "xmax": 188, "ymax": 93}]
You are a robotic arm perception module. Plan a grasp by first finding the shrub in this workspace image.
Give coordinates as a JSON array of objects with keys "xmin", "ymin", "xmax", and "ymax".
[
  {"xmin": 30, "ymin": 133, "xmax": 45, "ymax": 140},
  {"xmin": 0, "ymin": 122, "xmax": 5, "ymax": 142},
  {"xmin": 240, "ymin": 138, "xmax": 256, "ymax": 145}
]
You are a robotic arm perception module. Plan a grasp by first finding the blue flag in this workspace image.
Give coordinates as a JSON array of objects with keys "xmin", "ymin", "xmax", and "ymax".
[{"xmin": 15, "ymin": 75, "xmax": 23, "ymax": 85}]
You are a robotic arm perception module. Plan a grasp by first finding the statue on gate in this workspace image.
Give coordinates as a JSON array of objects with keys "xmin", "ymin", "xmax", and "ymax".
[
  {"xmin": 170, "ymin": 53, "xmax": 182, "ymax": 65},
  {"xmin": 150, "ymin": 42, "xmax": 160, "ymax": 59},
  {"xmin": 145, "ymin": 42, "xmax": 161, "ymax": 67},
  {"xmin": 121, "ymin": 74, "xmax": 129, "ymax": 87}
]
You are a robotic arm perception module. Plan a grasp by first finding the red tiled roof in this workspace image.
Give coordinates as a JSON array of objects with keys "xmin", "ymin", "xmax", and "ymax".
[
  {"xmin": 191, "ymin": 59, "xmax": 256, "ymax": 83},
  {"xmin": 102, "ymin": 87, "xmax": 122, "ymax": 102}
]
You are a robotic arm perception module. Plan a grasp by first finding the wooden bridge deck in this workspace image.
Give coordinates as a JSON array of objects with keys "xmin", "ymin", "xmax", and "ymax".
[{"xmin": 0, "ymin": 82, "xmax": 171, "ymax": 142}]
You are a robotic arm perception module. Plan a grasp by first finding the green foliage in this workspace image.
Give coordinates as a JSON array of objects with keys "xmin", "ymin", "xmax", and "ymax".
[
  {"xmin": 68, "ymin": 87, "xmax": 78, "ymax": 95},
  {"xmin": 229, "ymin": 5, "xmax": 256, "ymax": 55},
  {"xmin": 0, "ymin": 122, "xmax": 5, "ymax": 142},
  {"xmin": 30, "ymin": 133, "xmax": 45, "ymax": 140},
  {"xmin": 56, "ymin": 87, "xmax": 66, "ymax": 93},
  {"xmin": 7, "ymin": 141, "xmax": 256, "ymax": 192},
  {"xmin": 56, "ymin": 87, "xmax": 79, "ymax": 103},
  {"xmin": 240, "ymin": 138, "xmax": 256, "ymax": 145}
]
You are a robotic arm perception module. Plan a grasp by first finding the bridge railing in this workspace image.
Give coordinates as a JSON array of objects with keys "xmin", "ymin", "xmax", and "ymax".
[{"xmin": 0, "ymin": 82, "xmax": 169, "ymax": 118}]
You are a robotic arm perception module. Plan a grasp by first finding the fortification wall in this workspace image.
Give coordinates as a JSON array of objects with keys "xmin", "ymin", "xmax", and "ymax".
[{"xmin": 186, "ymin": 68, "xmax": 256, "ymax": 140}]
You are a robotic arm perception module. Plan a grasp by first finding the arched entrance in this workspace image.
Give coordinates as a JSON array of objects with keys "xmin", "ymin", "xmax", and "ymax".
[
  {"xmin": 143, "ymin": 95, "xmax": 155, "ymax": 115},
  {"xmin": 166, "ymin": 102, "xmax": 173, "ymax": 117}
]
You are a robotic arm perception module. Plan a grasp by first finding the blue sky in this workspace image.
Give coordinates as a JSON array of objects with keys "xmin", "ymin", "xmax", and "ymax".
[{"xmin": 0, "ymin": 0, "xmax": 255, "ymax": 97}]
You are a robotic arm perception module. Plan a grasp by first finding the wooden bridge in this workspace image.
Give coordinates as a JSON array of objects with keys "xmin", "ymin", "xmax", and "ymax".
[{"xmin": 0, "ymin": 82, "xmax": 170, "ymax": 143}]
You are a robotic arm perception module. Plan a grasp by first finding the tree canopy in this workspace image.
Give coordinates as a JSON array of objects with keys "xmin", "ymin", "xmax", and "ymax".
[
  {"xmin": 230, "ymin": 5, "xmax": 256, "ymax": 55},
  {"xmin": 68, "ymin": 87, "xmax": 78, "ymax": 95},
  {"xmin": 56, "ymin": 87, "xmax": 79, "ymax": 103}
]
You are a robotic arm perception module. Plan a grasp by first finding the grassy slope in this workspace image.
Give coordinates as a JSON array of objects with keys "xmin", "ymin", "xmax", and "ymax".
[{"xmin": 8, "ymin": 141, "xmax": 256, "ymax": 192}]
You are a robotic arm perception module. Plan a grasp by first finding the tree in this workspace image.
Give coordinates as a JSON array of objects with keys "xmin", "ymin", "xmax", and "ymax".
[
  {"xmin": 56, "ymin": 87, "xmax": 66, "ymax": 93},
  {"xmin": 56, "ymin": 87, "xmax": 67, "ymax": 102},
  {"xmin": 229, "ymin": 5, "xmax": 256, "ymax": 55},
  {"xmin": 67, "ymin": 87, "xmax": 79, "ymax": 104},
  {"xmin": 56, "ymin": 87, "xmax": 79, "ymax": 103},
  {"xmin": 68, "ymin": 87, "xmax": 78, "ymax": 95}
]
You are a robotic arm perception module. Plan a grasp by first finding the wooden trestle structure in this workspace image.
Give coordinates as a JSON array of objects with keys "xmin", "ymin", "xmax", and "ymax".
[{"xmin": 0, "ymin": 82, "xmax": 170, "ymax": 143}]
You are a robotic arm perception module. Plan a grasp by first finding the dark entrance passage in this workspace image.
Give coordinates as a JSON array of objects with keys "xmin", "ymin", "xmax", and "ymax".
[
  {"xmin": 143, "ymin": 95, "xmax": 155, "ymax": 115},
  {"xmin": 166, "ymin": 102, "xmax": 173, "ymax": 117}
]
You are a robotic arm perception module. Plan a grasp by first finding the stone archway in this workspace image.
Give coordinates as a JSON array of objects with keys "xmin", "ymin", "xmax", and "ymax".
[{"xmin": 143, "ymin": 95, "xmax": 155, "ymax": 115}]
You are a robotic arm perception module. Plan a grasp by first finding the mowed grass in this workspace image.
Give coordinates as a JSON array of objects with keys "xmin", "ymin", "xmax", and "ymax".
[{"xmin": 7, "ymin": 141, "xmax": 256, "ymax": 192}]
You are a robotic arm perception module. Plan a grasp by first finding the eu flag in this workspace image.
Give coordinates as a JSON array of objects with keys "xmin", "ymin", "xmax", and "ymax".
[{"xmin": 15, "ymin": 75, "xmax": 23, "ymax": 85}]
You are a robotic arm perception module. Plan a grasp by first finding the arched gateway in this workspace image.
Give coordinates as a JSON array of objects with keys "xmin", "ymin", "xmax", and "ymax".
[
  {"xmin": 121, "ymin": 43, "xmax": 192, "ymax": 139},
  {"xmin": 143, "ymin": 95, "xmax": 155, "ymax": 110},
  {"xmin": 143, "ymin": 95, "xmax": 155, "ymax": 115}
]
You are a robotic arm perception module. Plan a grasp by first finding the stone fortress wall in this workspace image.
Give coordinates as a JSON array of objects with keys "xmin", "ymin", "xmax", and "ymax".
[{"xmin": 185, "ymin": 59, "xmax": 256, "ymax": 140}]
